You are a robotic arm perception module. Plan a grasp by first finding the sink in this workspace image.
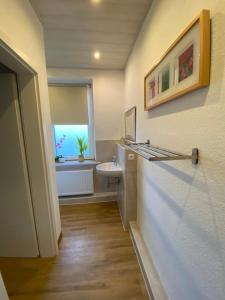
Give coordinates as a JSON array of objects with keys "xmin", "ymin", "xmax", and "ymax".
[{"xmin": 96, "ymin": 162, "xmax": 122, "ymax": 177}]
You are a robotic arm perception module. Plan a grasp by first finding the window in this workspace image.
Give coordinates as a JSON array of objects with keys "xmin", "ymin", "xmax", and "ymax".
[
  {"xmin": 54, "ymin": 124, "xmax": 90, "ymax": 157},
  {"xmin": 48, "ymin": 83, "xmax": 95, "ymax": 159}
]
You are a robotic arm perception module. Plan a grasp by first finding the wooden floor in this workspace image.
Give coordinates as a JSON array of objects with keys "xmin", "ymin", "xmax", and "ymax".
[{"xmin": 0, "ymin": 201, "xmax": 148, "ymax": 300}]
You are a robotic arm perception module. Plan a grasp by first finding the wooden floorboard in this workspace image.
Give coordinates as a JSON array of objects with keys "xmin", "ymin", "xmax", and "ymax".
[{"xmin": 0, "ymin": 201, "xmax": 148, "ymax": 300}]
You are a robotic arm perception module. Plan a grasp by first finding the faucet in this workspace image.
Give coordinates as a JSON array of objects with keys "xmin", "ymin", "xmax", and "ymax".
[{"xmin": 112, "ymin": 155, "xmax": 118, "ymax": 166}]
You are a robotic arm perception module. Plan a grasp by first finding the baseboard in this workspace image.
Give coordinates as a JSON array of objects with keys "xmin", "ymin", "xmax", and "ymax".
[
  {"xmin": 59, "ymin": 192, "xmax": 117, "ymax": 205},
  {"xmin": 118, "ymin": 207, "xmax": 127, "ymax": 232},
  {"xmin": 129, "ymin": 221, "xmax": 168, "ymax": 300}
]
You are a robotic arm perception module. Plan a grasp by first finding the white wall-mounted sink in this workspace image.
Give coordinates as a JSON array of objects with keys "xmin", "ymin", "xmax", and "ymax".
[{"xmin": 96, "ymin": 162, "xmax": 122, "ymax": 177}]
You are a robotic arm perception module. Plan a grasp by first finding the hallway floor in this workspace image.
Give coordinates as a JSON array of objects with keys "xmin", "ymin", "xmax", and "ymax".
[{"xmin": 0, "ymin": 201, "xmax": 148, "ymax": 300}]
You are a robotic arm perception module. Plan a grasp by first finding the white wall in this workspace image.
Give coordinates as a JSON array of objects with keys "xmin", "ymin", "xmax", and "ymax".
[
  {"xmin": 0, "ymin": 0, "xmax": 61, "ymax": 254},
  {"xmin": 48, "ymin": 68, "xmax": 124, "ymax": 140},
  {"xmin": 125, "ymin": 0, "xmax": 225, "ymax": 299}
]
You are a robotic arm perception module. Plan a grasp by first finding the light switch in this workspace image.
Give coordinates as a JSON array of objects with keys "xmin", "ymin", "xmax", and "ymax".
[{"xmin": 128, "ymin": 153, "xmax": 135, "ymax": 160}]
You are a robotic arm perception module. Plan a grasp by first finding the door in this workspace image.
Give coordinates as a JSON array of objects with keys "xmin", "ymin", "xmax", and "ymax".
[{"xmin": 0, "ymin": 73, "xmax": 39, "ymax": 257}]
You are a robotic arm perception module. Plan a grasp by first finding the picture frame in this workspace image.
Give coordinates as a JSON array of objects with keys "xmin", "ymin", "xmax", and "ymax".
[
  {"xmin": 125, "ymin": 106, "xmax": 136, "ymax": 142},
  {"xmin": 144, "ymin": 9, "xmax": 211, "ymax": 110}
]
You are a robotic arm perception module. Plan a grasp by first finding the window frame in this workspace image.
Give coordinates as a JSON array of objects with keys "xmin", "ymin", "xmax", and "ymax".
[{"xmin": 48, "ymin": 80, "xmax": 96, "ymax": 160}]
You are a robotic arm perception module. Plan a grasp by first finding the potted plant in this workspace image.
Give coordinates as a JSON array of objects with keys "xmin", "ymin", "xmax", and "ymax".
[
  {"xmin": 55, "ymin": 155, "xmax": 65, "ymax": 163},
  {"xmin": 76, "ymin": 137, "xmax": 88, "ymax": 162}
]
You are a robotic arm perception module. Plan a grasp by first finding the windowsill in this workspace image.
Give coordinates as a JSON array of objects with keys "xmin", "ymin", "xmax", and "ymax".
[{"xmin": 55, "ymin": 159, "xmax": 101, "ymax": 171}]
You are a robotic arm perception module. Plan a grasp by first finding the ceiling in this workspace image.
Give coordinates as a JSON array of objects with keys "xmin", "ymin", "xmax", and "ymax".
[{"xmin": 29, "ymin": 0, "xmax": 152, "ymax": 70}]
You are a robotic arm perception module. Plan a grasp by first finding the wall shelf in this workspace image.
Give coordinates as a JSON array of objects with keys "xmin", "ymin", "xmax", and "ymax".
[{"xmin": 125, "ymin": 141, "xmax": 199, "ymax": 165}]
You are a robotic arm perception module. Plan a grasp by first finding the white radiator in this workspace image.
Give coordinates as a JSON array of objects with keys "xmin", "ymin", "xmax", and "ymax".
[{"xmin": 56, "ymin": 169, "xmax": 94, "ymax": 196}]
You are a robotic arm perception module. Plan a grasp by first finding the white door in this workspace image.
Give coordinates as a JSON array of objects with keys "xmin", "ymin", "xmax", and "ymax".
[{"xmin": 0, "ymin": 73, "xmax": 39, "ymax": 257}]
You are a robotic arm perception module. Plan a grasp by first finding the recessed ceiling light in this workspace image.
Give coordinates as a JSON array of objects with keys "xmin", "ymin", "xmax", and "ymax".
[
  {"xmin": 94, "ymin": 51, "xmax": 101, "ymax": 60},
  {"xmin": 92, "ymin": 0, "xmax": 101, "ymax": 4}
]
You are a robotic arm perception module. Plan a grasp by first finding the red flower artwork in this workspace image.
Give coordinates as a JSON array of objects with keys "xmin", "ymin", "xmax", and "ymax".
[{"xmin": 178, "ymin": 44, "xmax": 194, "ymax": 82}]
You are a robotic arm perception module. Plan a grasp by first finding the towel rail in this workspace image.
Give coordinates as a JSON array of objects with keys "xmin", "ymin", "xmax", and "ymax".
[{"xmin": 125, "ymin": 141, "xmax": 199, "ymax": 165}]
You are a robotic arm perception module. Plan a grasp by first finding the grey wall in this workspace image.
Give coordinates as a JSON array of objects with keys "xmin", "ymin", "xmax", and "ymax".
[{"xmin": 0, "ymin": 73, "xmax": 39, "ymax": 257}]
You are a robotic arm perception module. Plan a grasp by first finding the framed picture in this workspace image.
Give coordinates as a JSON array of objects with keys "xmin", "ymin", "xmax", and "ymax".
[
  {"xmin": 125, "ymin": 106, "xmax": 136, "ymax": 142},
  {"xmin": 144, "ymin": 9, "xmax": 210, "ymax": 110}
]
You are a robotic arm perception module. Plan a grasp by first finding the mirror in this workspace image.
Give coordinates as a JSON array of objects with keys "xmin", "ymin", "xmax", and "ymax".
[{"xmin": 125, "ymin": 106, "xmax": 136, "ymax": 142}]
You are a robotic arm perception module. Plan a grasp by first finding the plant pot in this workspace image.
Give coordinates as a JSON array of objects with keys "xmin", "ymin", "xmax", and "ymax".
[
  {"xmin": 58, "ymin": 157, "xmax": 65, "ymax": 163},
  {"xmin": 78, "ymin": 155, "xmax": 84, "ymax": 162}
]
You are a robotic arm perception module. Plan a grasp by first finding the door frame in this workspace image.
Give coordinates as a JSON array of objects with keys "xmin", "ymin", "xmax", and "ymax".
[
  {"xmin": 0, "ymin": 35, "xmax": 58, "ymax": 257},
  {"xmin": 0, "ymin": 273, "xmax": 9, "ymax": 300}
]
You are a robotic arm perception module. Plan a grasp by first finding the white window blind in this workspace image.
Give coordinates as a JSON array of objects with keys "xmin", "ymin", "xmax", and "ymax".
[{"xmin": 48, "ymin": 85, "xmax": 88, "ymax": 124}]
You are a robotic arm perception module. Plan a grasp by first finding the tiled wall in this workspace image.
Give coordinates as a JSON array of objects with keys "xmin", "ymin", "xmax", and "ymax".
[
  {"xmin": 117, "ymin": 144, "xmax": 137, "ymax": 228},
  {"xmin": 94, "ymin": 140, "xmax": 119, "ymax": 194},
  {"xmin": 96, "ymin": 140, "xmax": 118, "ymax": 162}
]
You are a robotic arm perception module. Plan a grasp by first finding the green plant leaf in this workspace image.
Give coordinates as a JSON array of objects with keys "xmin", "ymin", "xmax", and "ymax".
[{"xmin": 76, "ymin": 136, "xmax": 88, "ymax": 156}]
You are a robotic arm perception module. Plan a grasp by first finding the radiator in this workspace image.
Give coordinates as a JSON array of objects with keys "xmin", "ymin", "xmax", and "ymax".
[{"xmin": 56, "ymin": 169, "xmax": 94, "ymax": 196}]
